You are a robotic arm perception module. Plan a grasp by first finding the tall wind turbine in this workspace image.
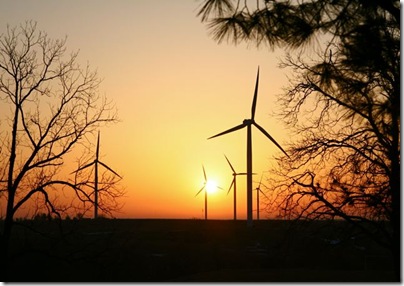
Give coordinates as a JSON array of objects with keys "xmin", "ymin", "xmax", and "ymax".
[
  {"xmin": 224, "ymin": 154, "xmax": 248, "ymax": 221},
  {"xmin": 208, "ymin": 67, "xmax": 288, "ymax": 227},
  {"xmin": 255, "ymin": 172, "xmax": 269, "ymax": 220},
  {"xmin": 73, "ymin": 131, "xmax": 121, "ymax": 219}
]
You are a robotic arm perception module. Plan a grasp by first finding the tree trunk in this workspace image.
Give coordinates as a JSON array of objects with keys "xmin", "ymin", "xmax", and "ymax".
[
  {"xmin": 1, "ymin": 98, "xmax": 19, "ymax": 280},
  {"xmin": 1, "ymin": 204, "xmax": 14, "ymax": 281},
  {"xmin": 390, "ymin": 88, "xmax": 401, "ymax": 281},
  {"xmin": 390, "ymin": 167, "xmax": 400, "ymax": 281},
  {"xmin": 390, "ymin": 140, "xmax": 400, "ymax": 281}
]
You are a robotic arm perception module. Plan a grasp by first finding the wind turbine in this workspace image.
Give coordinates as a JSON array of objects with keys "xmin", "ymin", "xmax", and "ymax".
[
  {"xmin": 208, "ymin": 67, "xmax": 288, "ymax": 227},
  {"xmin": 224, "ymin": 154, "xmax": 249, "ymax": 221},
  {"xmin": 195, "ymin": 165, "xmax": 221, "ymax": 220},
  {"xmin": 255, "ymin": 172, "xmax": 269, "ymax": 220},
  {"xmin": 72, "ymin": 131, "xmax": 121, "ymax": 219}
]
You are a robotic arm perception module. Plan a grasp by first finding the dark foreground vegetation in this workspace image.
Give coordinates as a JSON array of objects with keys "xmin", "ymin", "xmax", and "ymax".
[{"xmin": 2, "ymin": 219, "xmax": 395, "ymax": 282}]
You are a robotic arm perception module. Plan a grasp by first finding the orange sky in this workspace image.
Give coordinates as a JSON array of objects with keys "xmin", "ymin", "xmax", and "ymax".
[{"xmin": 1, "ymin": 0, "xmax": 294, "ymax": 220}]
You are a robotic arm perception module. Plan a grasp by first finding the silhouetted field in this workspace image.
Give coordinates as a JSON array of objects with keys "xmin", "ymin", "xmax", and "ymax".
[{"xmin": 3, "ymin": 218, "xmax": 396, "ymax": 282}]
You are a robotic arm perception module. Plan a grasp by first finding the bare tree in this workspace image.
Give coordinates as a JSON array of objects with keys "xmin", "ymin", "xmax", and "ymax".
[
  {"xmin": 266, "ymin": 44, "xmax": 399, "ymax": 275},
  {"xmin": 0, "ymin": 21, "xmax": 119, "ymax": 276}
]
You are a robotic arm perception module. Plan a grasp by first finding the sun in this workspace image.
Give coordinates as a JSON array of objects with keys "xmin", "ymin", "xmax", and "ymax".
[{"xmin": 206, "ymin": 180, "xmax": 218, "ymax": 194}]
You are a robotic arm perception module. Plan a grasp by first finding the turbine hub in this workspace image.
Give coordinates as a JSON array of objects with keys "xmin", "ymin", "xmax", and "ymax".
[{"xmin": 243, "ymin": 119, "xmax": 253, "ymax": 124}]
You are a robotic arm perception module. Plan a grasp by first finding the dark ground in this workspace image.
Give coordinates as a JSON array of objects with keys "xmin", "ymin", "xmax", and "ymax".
[{"xmin": 3, "ymin": 218, "xmax": 396, "ymax": 282}]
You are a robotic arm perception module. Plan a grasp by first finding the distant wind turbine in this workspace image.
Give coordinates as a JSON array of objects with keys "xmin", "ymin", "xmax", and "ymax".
[
  {"xmin": 72, "ymin": 131, "xmax": 121, "ymax": 219},
  {"xmin": 208, "ymin": 67, "xmax": 288, "ymax": 227},
  {"xmin": 195, "ymin": 165, "xmax": 221, "ymax": 220},
  {"xmin": 255, "ymin": 172, "xmax": 268, "ymax": 221},
  {"xmin": 224, "ymin": 154, "xmax": 250, "ymax": 221}
]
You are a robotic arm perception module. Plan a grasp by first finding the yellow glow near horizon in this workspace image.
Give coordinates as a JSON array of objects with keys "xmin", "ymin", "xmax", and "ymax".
[{"xmin": 206, "ymin": 180, "xmax": 218, "ymax": 194}]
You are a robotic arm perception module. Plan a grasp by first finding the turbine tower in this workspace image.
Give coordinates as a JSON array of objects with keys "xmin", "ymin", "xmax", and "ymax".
[
  {"xmin": 224, "ymin": 154, "xmax": 249, "ymax": 221},
  {"xmin": 255, "ymin": 172, "xmax": 268, "ymax": 220},
  {"xmin": 73, "ymin": 131, "xmax": 121, "ymax": 219},
  {"xmin": 195, "ymin": 165, "xmax": 221, "ymax": 220},
  {"xmin": 195, "ymin": 165, "xmax": 209, "ymax": 220},
  {"xmin": 208, "ymin": 67, "xmax": 288, "ymax": 227}
]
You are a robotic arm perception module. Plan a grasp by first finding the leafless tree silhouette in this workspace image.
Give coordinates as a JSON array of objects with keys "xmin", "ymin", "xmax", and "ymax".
[{"xmin": 0, "ymin": 21, "xmax": 119, "ymax": 277}]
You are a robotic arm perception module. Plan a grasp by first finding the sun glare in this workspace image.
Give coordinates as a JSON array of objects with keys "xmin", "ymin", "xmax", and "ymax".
[{"xmin": 206, "ymin": 180, "xmax": 218, "ymax": 194}]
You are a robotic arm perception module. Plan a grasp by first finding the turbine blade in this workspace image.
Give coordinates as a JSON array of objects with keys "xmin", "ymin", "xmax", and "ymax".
[
  {"xmin": 253, "ymin": 122, "xmax": 289, "ymax": 157},
  {"xmin": 71, "ymin": 161, "xmax": 95, "ymax": 173},
  {"xmin": 207, "ymin": 122, "xmax": 247, "ymax": 140},
  {"xmin": 235, "ymin": 172, "xmax": 257, "ymax": 176},
  {"xmin": 251, "ymin": 67, "xmax": 260, "ymax": 120},
  {"xmin": 227, "ymin": 179, "xmax": 235, "ymax": 195},
  {"xmin": 195, "ymin": 186, "xmax": 205, "ymax": 197},
  {"xmin": 98, "ymin": 161, "xmax": 122, "ymax": 178},
  {"xmin": 259, "ymin": 172, "xmax": 264, "ymax": 186},
  {"xmin": 224, "ymin": 155, "xmax": 236, "ymax": 173},
  {"xmin": 202, "ymin": 165, "xmax": 207, "ymax": 181},
  {"xmin": 259, "ymin": 189, "xmax": 269, "ymax": 199}
]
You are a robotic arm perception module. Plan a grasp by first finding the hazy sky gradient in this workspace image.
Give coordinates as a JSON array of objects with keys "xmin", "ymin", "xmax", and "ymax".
[{"xmin": 1, "ymin": 0, "xmax": 292, "ymax": 219}]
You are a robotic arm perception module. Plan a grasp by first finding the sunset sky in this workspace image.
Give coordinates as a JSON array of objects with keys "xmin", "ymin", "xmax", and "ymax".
[{"xmin": 1, "ymin": 0, "xmax": 294, "ymax": 219}]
